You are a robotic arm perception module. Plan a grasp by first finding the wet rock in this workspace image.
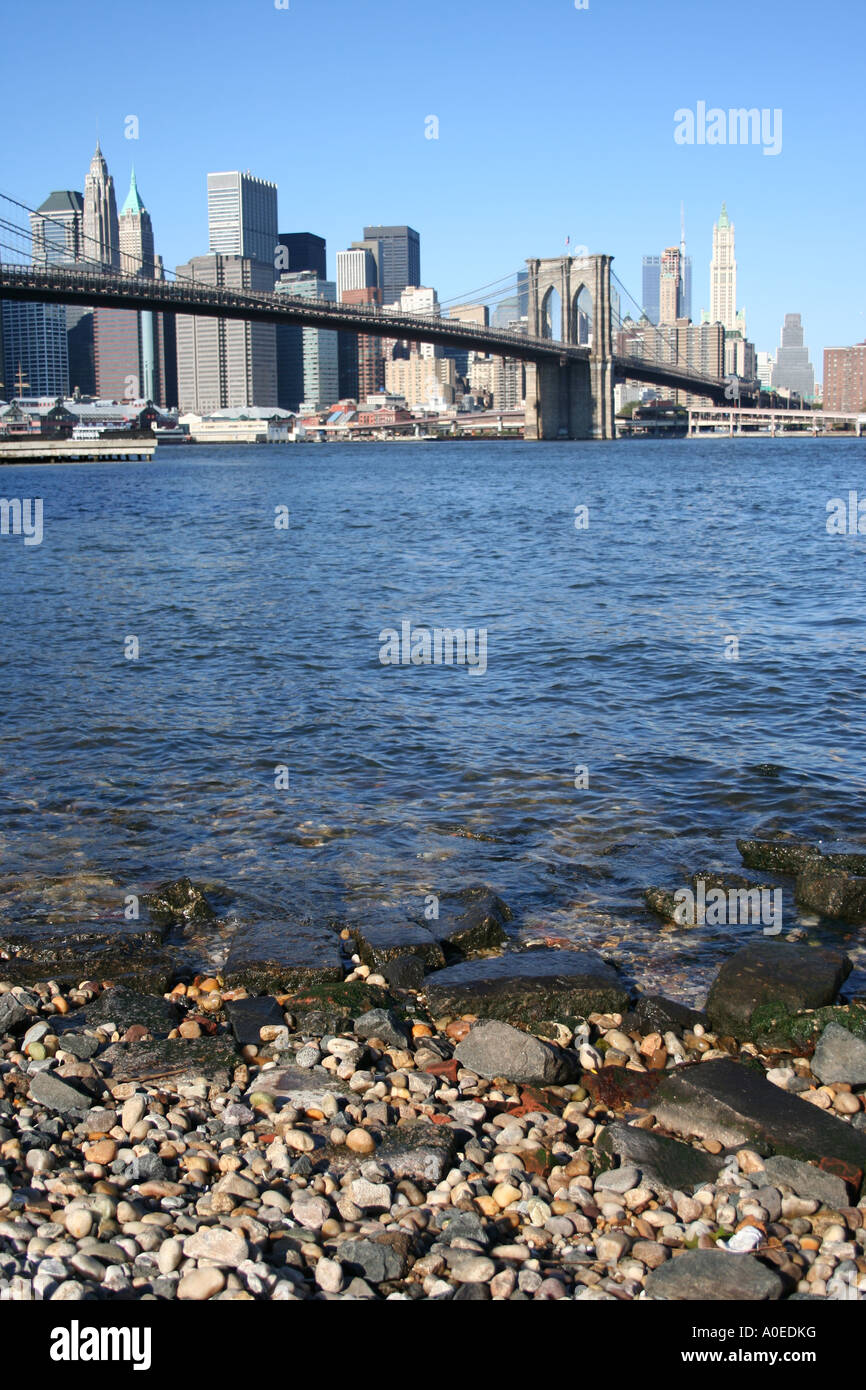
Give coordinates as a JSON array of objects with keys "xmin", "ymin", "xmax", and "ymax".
[
  {"xmin": 382, "ymin": 956, "xmax": 426, "ymax": 991},
  {"xmin": 223, "ymin": 919, "xmax": 343, "ymax": 993},
  {"xmin": 455, "ymin": 1020, "xmax": 571, "ymax": 1085},
  {"xmin": 795, "ymin": 864, "xmax": 866, "ymax": 924},
  {"xmin": 29, "ymin": 1072, "xmax": 97, "ymax": 1116},
  {"xmin": 634, "ymin": 995, "xmax": 709, "ymax": 1035},
  {"xmin": 705, "ymin": 942, "xmax": 851, "ymax": 1038},
  {"xmin": 225, "ymin": 996, "xmax": 286, "ymax": 1048},
  {"xmin": 98, "ymin": 1036, "xmax": 238, "ymax": 1085},
  {"xmin": 645, "ymin": 1248, "xmax": 784, "ymax": 1301},
  {"xmin": 736, "ymin": 838, "xmax": 821, "ymax": 875},
  {"xmin": 749, "ymin": 1001, "xmax": 866, "ymax": 1054},
  {"xmin": 644, "ymin": 888, "xmax": 684, "ymax": 922},
  {"xmin": 417, "ymin": 886, "xmax": 511, "ymax": 958},
  {"xmin": 282, "ymin": 981, "xmax": 392, "ymax": 1035},
  {"xmin": 0, "ymin": 922, "xmax": 172, "ymax": 992},
  {"xmin": 653, "ymin": 1059, "xmax": 866, "ymax": 1190},
  {"xmin": 424, "ymin": 948, "xmax": 628, "ymax": 1024},
  {"xmin": 760, "ymin": 1155, "xmax": 853, "ymax": 1207},
  {"xmin": 353, "ymin": 1008, "xmax": 409, "ymax": 1048},
  {"xmin": 60, "ymin": 986, "xmax": 180, "ymax": 1039},
  {"xmin": 140, "ymin": 877, "xmax": 216, "ymax": 926},
  {"xmin": 596, "ymin": 1122, "xmax": 725, "ymax": 1193},
  {"xmin": 347, "ymin": 915, "xmax": 446, "ymax": 974},
  {"xmin": 811, "ymin": 1022, "xmax": 866, "ymax": 1085}
]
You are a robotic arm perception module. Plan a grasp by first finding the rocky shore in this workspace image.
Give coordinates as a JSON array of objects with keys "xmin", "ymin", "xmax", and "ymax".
[{"xmin": 2, "ymin": 845, "xmax": 866, "ymax": 1303}]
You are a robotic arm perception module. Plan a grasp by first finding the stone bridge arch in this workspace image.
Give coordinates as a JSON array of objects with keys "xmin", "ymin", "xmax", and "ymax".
[{"xmin": 524, "ymin": 253, "xmax": 615, "ymax": 439}]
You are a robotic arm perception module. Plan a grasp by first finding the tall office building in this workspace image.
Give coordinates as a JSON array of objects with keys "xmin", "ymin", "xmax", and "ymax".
[
  {"xmin": 362, "ymin": 226, "xmax": 420, "ymax": 305},
  {"xmin": 274, "ymin": 271, "xmax": 338, "ymax": 410},
  {"xmin": 643, "ymin": 252, "xmax": 692, "ymax": 325},
  {"xmin": 709, "ymin": 202, "xmax": 738, "ymax": 332},
  {"xmin": 119, "ymin": 169, "xmax": 155, "ymax": 276},
  {"xmin": 336, "ymin": 246, "xmax": 377, "ymax": 299},
  {"xmin": 342, "ymin": 287, "xmax": 384, "ymax": 401},
  {"xmin": 31, "ymin": 191, "xmax": 84, "ymax": 265},
  {"xmin": 659, "ymin": 247, "xmax": 681, "ymax": 325},
  {"xmin": 1, "ymin": 301, "xmax": 68, "ymax": 397},
  {"xmin": 207, "ymin": 171, "xmax": 278, "ymax": 270},
  {"xmin": 276, "ymin": 233, "xmax": 326, "ymax": 279},
  {"xmin": 770, "ymin": 314, "xmax": 815, "ymax": 399},
  {"xmin": 175, "ymin": 253, "xmax": 277, "ymax": 413},
  {"xmin": 83, "ymin": 142, "xmax": 119, "ymax": 269},
  {"xmin": 824, "ymin": 342, "xmax": 866, "ymax": 412}
]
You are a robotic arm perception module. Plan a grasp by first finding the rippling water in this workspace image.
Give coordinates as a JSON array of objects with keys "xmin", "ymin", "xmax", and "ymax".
[{"xmin": 2, "ymin": 437, "xmax": 866, "ymax": 1000}]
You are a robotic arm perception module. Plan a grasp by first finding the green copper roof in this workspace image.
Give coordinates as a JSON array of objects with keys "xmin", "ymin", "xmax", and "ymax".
[
  {"xmin": 121, "ymin": 167, "xmax": 145, "ymax": 216},
  {"xmin": 719, "ymin": 201, "xmax": 729, "ymax": 227}
]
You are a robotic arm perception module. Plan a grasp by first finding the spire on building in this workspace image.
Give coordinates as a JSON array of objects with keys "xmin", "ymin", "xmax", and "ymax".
[{"xmin": 121, "ymin": 167, "xmax": 145, "ymax": 217}]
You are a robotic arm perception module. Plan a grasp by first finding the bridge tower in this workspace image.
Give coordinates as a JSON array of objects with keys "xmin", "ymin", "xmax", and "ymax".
[{"xmin": 523, "ymin": 253, "xmax": 616, "ymax": 441}]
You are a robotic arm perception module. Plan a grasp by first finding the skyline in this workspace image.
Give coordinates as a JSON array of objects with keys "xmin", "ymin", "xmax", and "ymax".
[{"xmin": 1, "ymin": 0, "xmax": 864, "ymax": 369}]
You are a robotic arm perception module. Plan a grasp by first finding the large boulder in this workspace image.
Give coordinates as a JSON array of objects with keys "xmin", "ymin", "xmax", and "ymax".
[
  {"xmin": 423, "ymin": 947, "xmax": 628, "ymax": 1024},
  {"xmin": 596, "ymin": 1122, "xmax": 725, "ymax": 1194},
  {"xmin": 811, "ymin": 1022, "xmax": 866, "ymax": 1085},
  {"xmin": 705, "ymin": 942, "xmax": 850, "ymax": 1038},
  {"xmin": 0, "ymin": 921, "xmax": 172, "ymax": 993},
  {"xmin": 736, "ymin": 838, "xmax": 821, "ymax": 875},
  {"xmin": 416, "ymin": 886, "xmax": 511, "ymax": 958}
]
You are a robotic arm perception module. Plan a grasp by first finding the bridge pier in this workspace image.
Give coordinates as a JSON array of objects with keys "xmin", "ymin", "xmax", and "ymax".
[{"xmin": 523, "ymin": 253, "xmax": 616, "ymax": 441}]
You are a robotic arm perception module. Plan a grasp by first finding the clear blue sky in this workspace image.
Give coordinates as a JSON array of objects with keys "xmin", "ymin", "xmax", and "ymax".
[{"xmin": 3, "ymin": 0, "xmax": 864, "ymax": 371}]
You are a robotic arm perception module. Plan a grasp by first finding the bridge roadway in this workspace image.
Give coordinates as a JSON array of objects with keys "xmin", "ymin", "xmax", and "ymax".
[{"xmin": 0, "ymin": 262, "xmax": 733, "ymax": 405}]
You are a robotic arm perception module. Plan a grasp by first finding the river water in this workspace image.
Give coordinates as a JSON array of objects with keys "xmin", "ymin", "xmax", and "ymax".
[{"xmin": 2, "ymin": 437, "xmax": 865, "ymax": 1001}]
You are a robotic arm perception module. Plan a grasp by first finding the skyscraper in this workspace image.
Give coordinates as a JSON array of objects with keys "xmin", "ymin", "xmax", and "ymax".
[
  {"xmin": 207, "ymin": 171, "xmax": 278, "ymax": 270},
  {"xmin": 824, "ymin": 342, "xmax": 866, "ymax": 412},
  {"xmin": 276, "ymin": 233, "xmax": 326, "ymax": 279},
  {"xmin": 119, "ymin": 169, "xmax": 155, "ymax": 276},
  {"xmin": 335, "ymin": 248, "xmax": 377, "ymax": 402},
  {"xmin": 31, "ymin": 191, "xmax": 84, "ymax": 266},
  {"xmin": 770, "ymin": 314, "xmax": 815, "ymax": 399},
  {"xmin": 709, "ymin": 202, "xmax": 737, "ymax": 331},
  {"xmin": 274, "ymin": 271, "xmax": 338, "ymax": 410},
  {"xmin": 643, "ymin": 252, "xmax": 692, "ymax": 325},
  {"xmin": 362, "ymin": 226, "xmax": 420, "ymax": 305},
  {"xmin": 336, "ymin": 247, "xmax": 377, "ymax": 299},
  {"xmin": 175, "ymin": 253, "xmax": 278, "ymax": 414},
  {"xmin": 659, "ymin": 247, "xmax": 682, "ymax": 325},
  {"xmin": 83, "ymin": 142, "xmax": 119, "ymax": 269},
  {"xmin": 1, "ymin": 301, "xmax": 68, "ymax": 397}
]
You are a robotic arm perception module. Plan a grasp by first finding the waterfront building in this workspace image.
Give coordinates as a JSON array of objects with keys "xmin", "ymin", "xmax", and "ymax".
[
  {"xmin": 362, "ymin": 225, "xmax": 420, "ymax": 305},
  {"xmin": 0, "ymin": 299, "xmax": 68, "ymax": 397},
  {"xmin": 385, "ymin": 351, "xmax": 455, "ymax": 409},
  {"xmin": 823, "ymin": 341, "xmax": 866, "ymax": 412},
  {"xmin": 770, "ymin": 314, "xmax": 815, "ymax": 400},
  {"xmin": 208, "ymin": 171, "xmax": 278, "ymax": 271},
  {"xmin": 175, "ymin": 253, "xmax": 278, "ymax": 413}
]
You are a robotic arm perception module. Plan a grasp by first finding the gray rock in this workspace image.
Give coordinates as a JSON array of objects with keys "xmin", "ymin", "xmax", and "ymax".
[
  {"xmin": 223, "ymin": 919, "xmax": 343, "ymax": 993},
  {"xmin": 652, "ymin": 1059, "xmax": 866, "ymax": 1187},
  {"xmin": 383, "ymin": 955, "xmax": 426, "ymax": 991},
  {"xmin": 418, "ymin": 886, "xmax": 511, "ymax": 958},
  {"xmin": 455, "ymin": 1020, "xmax": 569, "ymax": 1084},
  {"xmin": 61, "ymin": 986, "xmax": 180, "ymax": 1038},
  {"xmin": 245, "ymin": 1064, "xmax": 349, "ymax": 1112},
  {"xmin": 594, "ymin": 1165, "xmax": 641, "ymax": 1194},
  {"xmin": 347, "ymin": 913, "xmax": 446, "ymax": 973},
  {"xmin": 337, "ymin": 1237, "xmax": 408, "ymax": 1283},
  {"xmin": 374, "ymin": 1122, "xmax": 457, "ymax": 1184},
  {"xmin": 645, "ymin": 1248, "xmax": 784, "ymax": 1300},
  {"xmin": 796, "ymin": 865, "xmax": 866, "ymax": 923},
  {"xmin": 0, "ymin": 994, "xmax": 31, "ymax": 1034},
  {"xmin": 128, "ymin": 1154, "xmax": 168, "ymax": 1182},
  {"xmin": 55, "ymin": 1033, "xmax": 100, "ymax": 1060},
  {"xmin": 706, "ymin": 942, "xmax": 851, "ymax": 1037},
  {"xmin": 28, "ymin": 1071, "xmax": 96, "ymax": 1116},
  {"xmin": 811, "ymin": 1022, "xmax": 866, "ymax": 1085},
  {"xmin": 634, "ymin": 995, "xmax": 708, "ymax": 1035},
  {"xmin": 353, "ymin": 1008, "xmax": 409, "ymax": 1048},
  {"xmin": 596, "ymin": 1122, "xmax": 725, "ymax": 1193},
  {"xmin": 225, "ymin": 995, "xmax": 285, "ymax": 1048},
  {"xmin": 736, "ymin": 838, "xmax": 821, "ymax": 875},
  {"xmin": 98, "ymin": 1036, "xmax": 238, "ymax": 1085},
  {"xmin": 182, "ymin": 1226, "xmax": 248, "ymax": 1267},
  {"xmin": 424, "ymin": 948, "xmax": 628, "ymax": 1023}
]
